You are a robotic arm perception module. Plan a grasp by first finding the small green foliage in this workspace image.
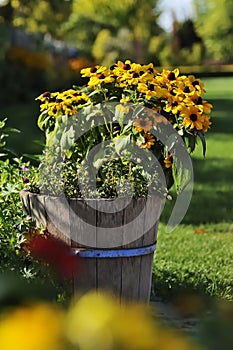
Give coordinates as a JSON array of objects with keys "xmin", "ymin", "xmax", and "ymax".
[{"xmin": 0, "ymin": 119, "xmax": 39, "ymax": 278}]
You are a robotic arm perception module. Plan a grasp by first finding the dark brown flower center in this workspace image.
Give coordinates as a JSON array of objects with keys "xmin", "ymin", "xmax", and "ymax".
[
  {"xmin": 90, "ymin": 67, "xmax": 97, "ymax": 73},
  {"xmin": 190, "ymin": 113, "xmax": 197, "ymax": 121},
  {"xmin": 194, "ymin": 96, "xmax": 203, "ymax": 104},
  {"xmin": 78, "ymin": 98, "xmax": 86, "ymax": 105},
  {"xmin": 140, "ymin": 120, "xmax": 147, "ymax": 126},
  {"xmin": 99, "ymin": 74, "xmax": 105, "ymax": 79},
  {"xmin": 183, "ymin": 86, "xmax": 190, "ymax": 93},
  {"xmin": 192, "ymin": 80, "xmax": 199, "ymax": 86},
  {"xmin": 148, "ymin": 83, "xmax": 154, "ymax": 91},
  {"xmin": 167, "ymin": 72, "xmax": 176, "ymax": 80},
  {"xmin": 42, "ymin": 91, "xmax": 51, "ymax": 98},
  {"xmin": 123, "ymin": 63, "xmax": 131, "ymax": 70},
  {"xmin": 132, "ymin": 72, "xmax": 139, "ymax": 78},
  {"xmin": 172, "ymin": 101, "xmax": 178, "ymax": 107}
]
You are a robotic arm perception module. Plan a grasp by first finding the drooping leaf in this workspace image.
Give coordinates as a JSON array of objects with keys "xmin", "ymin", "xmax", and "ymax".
[
  {"xmin": 93, "ymin": 147, "xmax": 108, "ymax": 169},
  {"xmin": 172, "ymin": 155, "xmax": 192, "ymax": 194},
  {"xmin": 197, "ymin": 130, "xmax": 206, "ymax": 157},
  {"xmin": 187, "ymin": 133, "xmax": 196, "ymax": 153},
  {"xmin": 37, "ymin": 110, "xmax": 51, "ymax": 131},
  {"xmin": 23, "ymin": 153, "xmax": 42, "ymax": 162},
  {"xmin": 115, "ymin": 134, "xmax": 131, "ymax": 155},
  {"xmin": 60, "ymin": 126, "xmax": 75, "ymax": 151},
  {"xmin": 4, "ymin": 127, "xmax": 20, "ymax": 134}
]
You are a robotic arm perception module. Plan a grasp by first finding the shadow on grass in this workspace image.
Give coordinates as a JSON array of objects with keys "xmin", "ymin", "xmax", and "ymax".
[
  {"xmin": 161, "ymin": 157, "xmax": 233, "ymax": 225},
  {"xmin": 208, "ymin": 98, "xmax": 233, "ymax": 134}
]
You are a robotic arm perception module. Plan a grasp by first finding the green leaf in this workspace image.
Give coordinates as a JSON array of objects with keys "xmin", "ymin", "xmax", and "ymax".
[
  {"xmin": 115, "ymin": 134, "xmax": 131, "ymax": 155},
  {"xmin": 93, "ymin": 147, "xmax": 108, "ymax": 168},
  {"xmin": 60, "ymin": 126, "xmax": 75, "ymax": 151},
  {"xmin": 0, "ymin": 118, "xmax": 7, "ymax": 129},
  {"xmin": 197, "ymin": 130, "xmax": 206, "ymax": 157},
  {"xmin": 136, "ymin": 133, "xmax": 146, "ymax": 144},
  {"xmin": 172, "ymin": 156, "xmax": 191, "ymax": 194},
  {"xmin": 37, "ymin": 110, "xmax": 47, "ymax": 129},
  {"xmin": 33, "ymin": 139, "xmax": 45, "ymax": 147},
  {"xmin": 4, "ymin": 127, "xmax": 20, "ymax": 134},
  {"xmin": 122, "ymin": 122, "xmax": 133, "ymax": 134},
  {"xmin": 23, "ymin": 154, "xmax": 42, "ymax": 162},
  {"xmin": 187, "ymin": 134, "xmax": 196, "ymax": 153}
]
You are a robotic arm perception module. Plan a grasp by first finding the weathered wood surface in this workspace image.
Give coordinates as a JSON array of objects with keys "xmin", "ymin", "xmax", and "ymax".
[{"xmin": 20, "ymin": 190, "xmax": 162, "ymax": 301}]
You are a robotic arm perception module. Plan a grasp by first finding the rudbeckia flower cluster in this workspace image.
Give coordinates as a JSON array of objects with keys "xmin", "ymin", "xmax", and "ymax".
[
  {"xmin": 37, "ymin": 60, "xmax": 211, "ymax": 133},
  {"xmin": 35, "ymin": 60, "xmax": 212, "ymax": 198}
]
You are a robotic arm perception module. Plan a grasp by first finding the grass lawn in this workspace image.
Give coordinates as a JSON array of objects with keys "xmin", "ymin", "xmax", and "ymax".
[{"xmin": 153, "ymin": 77, "xmax": 233, "ymax": 301}]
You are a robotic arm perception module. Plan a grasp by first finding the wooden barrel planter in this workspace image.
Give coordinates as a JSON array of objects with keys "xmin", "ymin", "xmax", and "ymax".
[{"xmin": 20, "ymin": 189, "xmax": 162, "ymax": 302}]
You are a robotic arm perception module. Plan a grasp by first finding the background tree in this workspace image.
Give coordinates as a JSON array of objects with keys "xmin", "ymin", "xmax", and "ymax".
[
  {"xmin": 158, "ymin": 16, "xmax": 203, "ymax": 67},
  {"xmin": 63, "ymin": 0, "xmax": 164, "ymax": 64},
  {"xmin": 194, "ymin": 0, "xmax": 233, "ymax": 63},
  {"xmin": 0, "ymin": 0, "xmax": 73, "ymax": 38}
]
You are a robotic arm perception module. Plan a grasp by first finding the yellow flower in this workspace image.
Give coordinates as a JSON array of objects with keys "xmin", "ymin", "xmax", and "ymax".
[
  {"xmin": 140, "ymin": 133, "xmax": 155, "ymax": 149},
  {"xmin": 65, "ymin": 291, "xmax": 198, "ymax": 350},
  {"xmin": 146, "ymin": 110, "xmax": 169, "ymax": 127},
  {"xmin": 164, "ymin": 153, "xmax": 173, "ymax": 168},
  {"xmin": 187, "ymin": 75, "xmax": 206, "ymax": 94},
  {"xmin": 159, "ymin": 68, "xmax": 181, "ymax": 84},
  {"xmin": 114, "ymin": 59, "xmax": 132, "ymax": 73},
  {"xmin": 134, "ymin": 117, "xmax": 153, "ymax": 132},
  {"xmin": 120, "ymin": 96, "xmax": 131, "ymax": 104},
  {"xmin": 180, "ymin": 105, "xmax": 205, "ymax": 130},
  {"xmin": 115, "ymin": 104, "xmax": 131, "ymax": 115},
  {"xmin": 164, "ymin": 99, "xmax": 184, "ymax": 115},
  {"xmin": 66, "ymin": 291, "xmax": 159, "ymax": 350},
  {"xmin": 191, "ymin": 96, "xmax": 213, "ymax": 114},
  {"xmin": 36, "ymin": 89, "xmax": 90, "ymax": 117},
  {"xmin": 0, "ymin": 303, "xmax": 64, "ymax": 350},
  {"xmin": 137, "ymin": 81, "xmax": 164, "ymax": 100},
  {"xmin": 202, "ymin": 115, "xmax": 212, "ymax": 132},
  {"xmin": 87, "ymin": 71, "xmax": 114, "ymax": 87},
  {"xmin": 66, "ymin": 292, "xmax": 119, "ymax": 350},
  {"xmin": 81, "ymin": 65, "xmax": 107, "ymax": 77}
]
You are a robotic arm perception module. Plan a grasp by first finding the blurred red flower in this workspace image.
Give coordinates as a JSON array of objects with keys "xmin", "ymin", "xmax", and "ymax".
[{"xmin": 28, "ymin": 234, "xmax": 82, "ymax": 279}]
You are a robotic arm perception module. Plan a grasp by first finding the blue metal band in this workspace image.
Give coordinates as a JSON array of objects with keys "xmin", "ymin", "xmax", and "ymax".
[{"xmin": 75, "ymin": 243, "xmax": 156, "ymax": 258}]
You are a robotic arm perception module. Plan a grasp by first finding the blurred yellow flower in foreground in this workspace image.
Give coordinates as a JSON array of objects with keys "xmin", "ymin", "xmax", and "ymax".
[
  {"xmin": 0, "ymin": 303, "xmax": 64, "ymax": 350},
  {"xmin": 66, "ymin": 291, "xmax": 199, "ymax": 350},
  {"xmin": 0, "ymin": 291, "xmax": 202, "ymax": 350}
]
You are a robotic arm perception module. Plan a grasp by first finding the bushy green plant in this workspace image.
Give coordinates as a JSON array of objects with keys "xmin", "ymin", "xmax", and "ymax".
[{"xmin": 0, "ymin": 119, "xmax": 39, "ymax": 278}]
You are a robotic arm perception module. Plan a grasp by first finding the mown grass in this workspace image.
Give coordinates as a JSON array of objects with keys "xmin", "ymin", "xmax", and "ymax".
[
  {"xmin": 153, "ymin": 77, "xmax": 233, "ymax": 301},
  {"xmin": 153, "ymin": 223, "xmax": 233, "ymax": 301}
]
